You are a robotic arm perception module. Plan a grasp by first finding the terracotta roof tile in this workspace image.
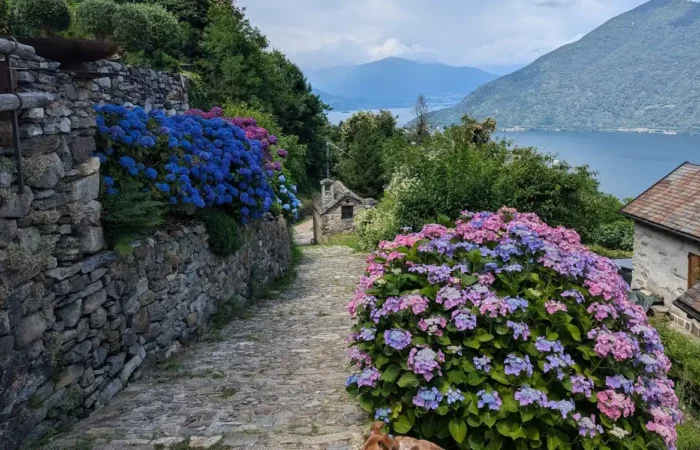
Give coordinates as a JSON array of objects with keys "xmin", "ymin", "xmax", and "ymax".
[{"xmin": 621, "ymin": 163, "xmax": 700, "ymax": 240}]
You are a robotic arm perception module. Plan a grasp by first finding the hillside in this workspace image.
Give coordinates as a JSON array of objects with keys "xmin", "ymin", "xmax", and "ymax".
[
  {"xmin": 307, "ymin": 57, "xmax": 498, "ymax": 109},
  {"xmin": 427, "ymin": 0, "xmax": 700, "ymax": 134}
]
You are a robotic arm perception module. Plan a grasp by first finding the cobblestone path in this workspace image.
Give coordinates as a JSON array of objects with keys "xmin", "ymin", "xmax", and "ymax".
[{"xmin": 48, "ymin": 246, "xmax": 368, "ymax": 450}]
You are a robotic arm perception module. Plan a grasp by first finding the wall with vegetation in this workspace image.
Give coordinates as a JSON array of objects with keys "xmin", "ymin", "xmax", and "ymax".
[{"xmin": 0, "ymin": 44, "xmax": 292, "ymax": 450}]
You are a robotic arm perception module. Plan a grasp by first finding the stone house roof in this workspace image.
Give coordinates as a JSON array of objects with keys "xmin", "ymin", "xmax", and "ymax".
[
  {"xmin": 674, "ymin": 282, "xmax": 700, "ymax": 322},
  {"xmin": 621, "ymin": 162, "xmax": 700, "ymax": 242},
  {"xmin": 313, "ymin": 179, "xmax": 373, "ymax": 215}
]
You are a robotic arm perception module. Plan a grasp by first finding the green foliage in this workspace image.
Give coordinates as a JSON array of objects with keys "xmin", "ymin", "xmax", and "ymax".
[
  {"xmin": 75, "ymin": 0, "xmax": 117, "ymax": 40},
  {"xmin": 14, "ymin": 0, "xmax": 71, "ymax": 37},
  {"xmin": 651, "ymin": 318, "xmax": 700, "ymax": 408},
  {"xmin": 113, "ymin": 3, "xmax": 180, "ymax": 60},
  {"xmin": 101, "ymin": 188, "xmax": 167, "ymax": 238},
  {"xmin": 200, "ymin": 208, "xmax": 241, "ymax": 257},
  {"xmin": 593, "ymin": 220, "xmax": 634, "ymax": 252},
  {"xmin": 358, "ymin": 116, "xmax": 626, "ymax": 250},
  {"xmin": 588, "ymin": 245, "xmax": 632, "ymax": 260},
  {"xmin": 426, "ymin": 1, "xmax": 700, "ymax": 134},
  {"xmin": 336, "ymin": 110, "xmax": 398, "ymax": 198},
  {"xmin": 677, "ymin": 415, "xmax": 700, "ymax": 450}
]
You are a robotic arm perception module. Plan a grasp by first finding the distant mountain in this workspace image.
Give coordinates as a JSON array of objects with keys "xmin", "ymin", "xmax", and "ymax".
[
  {"xmin": 427, "ymin": 0, "xmax": 700, "ymax": 134},
  {"xmin": 307, "ymin": 57, "xmax": 498, "ymax": 109}
]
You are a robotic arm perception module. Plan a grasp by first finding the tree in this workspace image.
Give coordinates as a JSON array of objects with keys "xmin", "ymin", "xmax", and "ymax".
[
  {"xmin": 413, "ymin": 94, "xmax": 430, "ymax": 139},
  {"xmin": 336, "ymin": 111, "xmax": 397, "ymax": 198}
]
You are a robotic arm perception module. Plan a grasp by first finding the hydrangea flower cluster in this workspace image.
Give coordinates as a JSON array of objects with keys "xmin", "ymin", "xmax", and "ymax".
[
  {"xmin": 346, "ymin": 208, "xmax": 682, "ymax": 449},
  {"xmin": 95, "ymin": 105, "xmax": 301, "ymax": 222}
]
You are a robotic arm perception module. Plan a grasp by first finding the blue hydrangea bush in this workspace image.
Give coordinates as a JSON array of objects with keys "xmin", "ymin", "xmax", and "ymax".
[
  {"xmin": 347, "ymin": 209, "xmax": 682, "ymax": 450},
  {"xmin": 94, "ymin": 104, "xmax": 299, "ymax": 222}
]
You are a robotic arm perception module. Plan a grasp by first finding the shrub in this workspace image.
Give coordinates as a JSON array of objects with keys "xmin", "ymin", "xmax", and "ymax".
[
  {"xmin": 200, "ymin": 209, "xmax": 241, "ymax": 257},
  {"xmin": 94, "ymin": 105, "xmax": 277, "ymax": 222},
  {"xmin": 651, "ymin": 318, "xmax": 700, "ymax": 409},
  {"xmin": 594, "ymin": 220, "xmax": 634, "ymax": 252},
  {"xmin": 75, "ymin": 0, "xmax": 117, "ymax": 40},
  {"xmin": 13, "ymin": 0, "xmax": 70, "ymax": 37},
  {"xmin": 588, "ymin": 244, "xmax": 632, "ymax": 260},
  {"xmin": 113, "ymin": 3, "xmax": 179, "ymax": 52},
  {"xmin": 101, "ymin": 188, "xmax": 167, "ymax": 238},
  {"xmin": 347, "ymin": 208, "xmax": 682, "ymax": 449}
]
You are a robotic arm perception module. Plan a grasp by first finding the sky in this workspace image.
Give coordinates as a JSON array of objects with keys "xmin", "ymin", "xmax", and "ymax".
[{"xmin": 237, "ymin": 0, "xmax": 648, "ymax": 73}]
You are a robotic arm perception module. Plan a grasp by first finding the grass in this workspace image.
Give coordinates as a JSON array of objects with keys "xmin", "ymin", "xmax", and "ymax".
[{"xmin": 322, "ymin": 233, "xmax": 363, "ymax": 252}]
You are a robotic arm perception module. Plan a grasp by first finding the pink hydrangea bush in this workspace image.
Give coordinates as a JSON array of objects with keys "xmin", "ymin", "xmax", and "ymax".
[{"xmin": 346, "ymin": 209, "xmax": 682, "ymax": 450}]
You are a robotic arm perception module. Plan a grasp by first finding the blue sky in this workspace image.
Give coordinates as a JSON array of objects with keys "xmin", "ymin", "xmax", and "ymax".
[{"xmin": 237, "ymin": 0, "xmax": 648, "ymax": 72}]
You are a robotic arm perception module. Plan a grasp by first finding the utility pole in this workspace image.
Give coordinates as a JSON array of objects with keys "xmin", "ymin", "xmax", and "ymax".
[{"xmin": 326, "ymin": 140, "xmax": 330, "ymax": 178}]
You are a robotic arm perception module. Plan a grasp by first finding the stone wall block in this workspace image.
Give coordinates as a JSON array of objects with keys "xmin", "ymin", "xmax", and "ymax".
[{"xmin": 0, "ymin": 187, "xmax": 34, "ymax": 218}]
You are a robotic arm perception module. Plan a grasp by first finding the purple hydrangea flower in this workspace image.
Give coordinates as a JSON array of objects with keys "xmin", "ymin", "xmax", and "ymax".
[
  {"xmin": 606, "ymin": 375, "xmax": 635, "ymax": 394},
  {"xmin": 576, "ymin": 414, "xmax": 604, "ymax": 437},
  {"xmin": 505, "ymin": 296, "xmax": 529, "ymax": 313},
  {"xmin": 384, "ymin": 329, "xmax": 412, "ymax": 350},
  {"xmin": 571, "ymin": 375, "xmax": 594, "ymax": 397},
  {"xmin": 547, "ymin": 399, "xmax": 576, "ymax": 418},
  {"xmin": 505, "ymin": 354, "xmax": 534, "ymax": 377},
  {"xmin": 473, "ymin": 356, "xmax": 492, "ymax": 372},
  {"xmin": 413, "ymin": 387, "xmax": 443, "ymax": 410},
  {"xmin": 451, "ymin": 308, "xmax": 477, "ymax": 331},
  {"xmin": 535, "ymin": 337, "xmax": 564, "ymax": 353},
  {"xmin": 446, "ymin": 387, "xmax": 465, "ymax": 405},
  {"xmin": 408, "ymin": 347, "xmax": 445, "ymax": 381},
  {"xmin": 358, "ymin": 327, "xmax": 376, "ymax": 342},
  {"xmin": 543, "ymin": 352, "xmax": 574, "ymax": 379},
  {"xmin": 515, "ymin": 386, "xmax": 548, "ymax": 407},
  {"xmin": 561, "ymin": 289, "xmax": 585, "ymax": 304},
  {"xmin": 346, "ymin": 374, "xmax": 358, "ymax": 386},
  {"xmin": 357, "ymin": 367, "xmax": 380, "ymax": 387},
  {"xmin": 374, "ymin": 407, "xmax": 392, "ymax": 423},
  {"xmin": 477, "ymin": 390, "xmax": 501, "ymax": 411},
  {"xmin": 507, "ymin": 321, "xmax": 530, "ymax": 340}
]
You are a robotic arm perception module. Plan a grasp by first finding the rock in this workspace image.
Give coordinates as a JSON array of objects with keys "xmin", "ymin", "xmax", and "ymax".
[
  {"xmin": 95, "ymin": 378, "xmax": 122, "ymax": 408},
  {"xmin": 90, "ymin": 307, "xmax": 107, "ymax": 329},
  {"xmin": 189, "ymin": 436, "xmax": 222, "ymax": 448},
  {"xmin": 56, "ymin": 299, "xmax": 83, "ymax": 328},
  {"xmin": 106, "ymin": 353, "xmax": 126, "ymax": 376},
  {"xmin": 15, "ymin": 313, "xmax": 47, "ymax": 347},
  {"xmin": 64, "ymin": 84, "xmax": 78, "ymax": 101},
  {"xmin": 80, "ymin": 227, "xmax": 105, "ymax": 254},
  {"xmin": 46, "ymin": 264, "xmax": 82, "ymax": 281},
  {"xmin": 153, "ymin": 437, "xmax": 185, "ymax": 446},
  {"xmin": 83, "ymin": 289, "xmax": 107, "ymax": 314},
  {"xmin": 24, "ymin": 153, "xmax": 65, "ymax": 189},
  {"xmin": 68, "ymin": 173, "xmax": 100, "ymax": 203},
  {"xmin": 55, "ymin": 364, "xmax": 85, "ymax": 390},
  {"xmin": 0, "ymin": 311, "xmax": 9, "ymax": 335},
  {"xmin": 0, "ymin": 187, "xmax": 34, "ymax": 218},
  {"xmin": 0, "ymin": 219, "xmax": 17, "ymax": 248},
  {"xmin": 22, "ymin": 108, "xmax": 44, "ymax": 120},
  {"xmin": 17, "ymin": 226, "xmax": 41, "ymax": 252},
  {"xmin": 80, "ymin": 252, "xmax": 117, "ymax": 274},
  {"xmin": 76, "ymin": 157, "xmax": 100, "ymax": 177},
  {"xmin": 70, "ymin": 116, "xmax": 96, "ymax": 130},
  {"xmin": 64, "ymin": 340, "xmax": 91, "ymax": 363},
  {"xmin": 69, "ymin": 137, "xmax": 96, "ymax": 164},
  {"xmin": 0, "ymin": 171, "xmax": 12, "ymax": 188},
  {"xmin": 118, "ymin": 355, "xmax": 142, "ymax": 384}
]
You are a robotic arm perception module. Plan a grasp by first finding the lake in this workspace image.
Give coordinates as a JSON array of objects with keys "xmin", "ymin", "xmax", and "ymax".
[
  {"xmin": 501, "ymin": 131, "xmax": 700, "ymax": 200},
  {"xmin": 327, "ymin": 107, "xmax": 420, "ymax": 127}
]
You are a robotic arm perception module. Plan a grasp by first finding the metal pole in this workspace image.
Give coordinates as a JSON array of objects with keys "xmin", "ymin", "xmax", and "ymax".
[
  {"xmin": 4, "ymin": 42, "xmax": 24, "ymax": 194},
  {"xmin": 325, "ymin": 140, "xmax": 329, "ymax": 178}
]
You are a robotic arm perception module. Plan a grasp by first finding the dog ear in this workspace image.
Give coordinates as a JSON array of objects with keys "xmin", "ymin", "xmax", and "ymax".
[
  {"xmin": 371, "ymin": 421, "xmax": 385, "ymax": 435},
  {"xmin": 377, "ymin": 435, "xmax": 394, "ymax": 450}
]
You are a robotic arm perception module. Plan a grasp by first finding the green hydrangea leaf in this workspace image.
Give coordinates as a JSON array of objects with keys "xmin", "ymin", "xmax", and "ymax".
[
  {"xmin": 380, "ymin": 364, "xmax": 401, "ymax": 382},
  {"xmin": 468, "ymin": 432, "xmax": 486, "ymax": 450},
  {"xmin": 449, "ymin": 418, "xmax": 468, "ymax": 444},
  {"xmin": 359, "ymin": 395, "xmax": 374, "ymax": 413},
  {"xmin": 565, "ymin": 324, "xmax": 581, "ymax": 341},
  {"xmin": 397, "ymin": 372, "xmax": 420, "ymax": 388},
  {"xmin": 393, "ymin": 415, "xmax": 412, "ymax": 434}
]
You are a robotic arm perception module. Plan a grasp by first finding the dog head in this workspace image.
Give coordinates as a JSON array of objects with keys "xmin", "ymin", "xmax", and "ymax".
[{"xmin": 361, "ymin": 422, "xmax": 394, "ymax": 450}]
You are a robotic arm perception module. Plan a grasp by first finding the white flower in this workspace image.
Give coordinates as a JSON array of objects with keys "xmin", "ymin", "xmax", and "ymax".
[{"xmin": 609, "ymin": 426, "xmax": 629, "ymax": 439}]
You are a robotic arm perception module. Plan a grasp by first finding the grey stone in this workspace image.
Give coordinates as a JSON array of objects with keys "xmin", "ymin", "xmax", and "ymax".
[
  {"xmin": 80, "ymin": 251, "xmax": 117, "ymax": 274},
  {"xmin": 0, "ymin": 171, "xmax": 12, "ymax": 188},
  {"xmin": 77, "ymin": 157, "xmax": 100, "ymax": 177},
  {"xmin": 95, "ymin": 378, "xmax": 122, "ymax": 408},
  {"xmin": 46, "ymin": 264, "xmax": 82, "ymax": 281},
  {"xmin": 90, "ymin": 268, "xmax": 107, "ymax": 282},
  {"xmin": 107, "ymin": 353, "xmax": 126, "ymax": 376},
  {"xmin": 56, "ymin": 299, "xmax": 83, "ymax": 328},
  {"xmin": 24, "ymin": 153, "xmax": 64, "ymax": 189},
  {"xmin": 0, "ymin": 335, "xmax": 14, "ymax": 356},
  {"xmin": 15, "ymin": 313, "xmax": 47, "ymax": 347},
  {"xmin": 64, "ymin": 340, "xmax": 91, "ymax": 363},
  {"xmin": 69, "ymin": 137, "xmax": 96, "ymax": 164},
  {"xmin": 68, "ymin": 173, "xmax": 100, "ymax": 203},
  {"xmin": 90, "ymin": 307, "xmax": 107, "ymax": 329},
  {"xmin": 0, "ymin": 187, "xmax": 34, "ymax": 218},
  {"xmin": 80, "ymin": 227, "xmax": 105, "ymax": 254},
  {"xmin": 83, "ymin": 289, "xmax": 107, "ymax": 315},
  {"xmin": 0, "ymin": 219, "xmax": 17, "ymax": 248},
  {"xmin": 17, "ymin": 226, "xmax": 41, "ymax": 252},
  {"xmin": 70, "ymin": 116, "xmax": 96, "ymax": 130},
  {"xmin": 0, "ymin": 311, "xmax": 9, "ymax": 335},
  {"xmin": 55, "ymin": 364, "xmax": 85, "ymax": 390},
  {"xmin": 22, "ymin": 108, "xmax": 44, "ymax": 120},
  {"xmin": 65, "ymin": 84, "xmax": 78, "ymax": 101},
  {"xmin": 118, "ymin": 355, "xmax": 142, "ymax": 384}
]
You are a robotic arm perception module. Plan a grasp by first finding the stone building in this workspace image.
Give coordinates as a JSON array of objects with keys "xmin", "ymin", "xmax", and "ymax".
[
  {"xmin": 621, "ymin": 162, "xmax": 700, "ymax": 335},
  {"xmin": 312, "ymin": 179, "xmax": 374, "ymax": 244}
]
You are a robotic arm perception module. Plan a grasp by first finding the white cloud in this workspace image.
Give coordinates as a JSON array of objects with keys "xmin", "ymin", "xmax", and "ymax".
[{"xmin": 237, "ymin": 0, "xmax": 648, "ymax": 69}]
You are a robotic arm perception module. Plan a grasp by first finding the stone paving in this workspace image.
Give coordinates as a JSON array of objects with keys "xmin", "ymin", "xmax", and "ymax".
[{"xmin": 45, "ymin": 244, "xmax": 368, "ymax": 450}]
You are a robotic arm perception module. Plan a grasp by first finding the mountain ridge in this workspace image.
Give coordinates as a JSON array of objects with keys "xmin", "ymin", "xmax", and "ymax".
[
  {"xmin": 307, "ymin": 57, "xmax": 498, "ymax": 109},
  {"xmin": 426, "ymin": 0, "xmax": 700, "ymax": 134}
]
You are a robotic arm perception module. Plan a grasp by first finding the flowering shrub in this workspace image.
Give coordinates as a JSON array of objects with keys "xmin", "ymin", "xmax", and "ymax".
[
  {"xmin": 347, "ymin": 209, "xmax": 682, "ymax": 450},
  {"xmin": 95, "ymin": 104, "xmax": 299, "ymax": 222}
]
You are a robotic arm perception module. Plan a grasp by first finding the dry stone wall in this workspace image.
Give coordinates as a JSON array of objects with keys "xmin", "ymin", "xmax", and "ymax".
[{"xmin": 0, "ymin": 47, "xmax": 292, "ymax": 450}]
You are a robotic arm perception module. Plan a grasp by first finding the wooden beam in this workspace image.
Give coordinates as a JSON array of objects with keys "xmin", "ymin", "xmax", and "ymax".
[
  {"xmin": 0, "ymin": 93, "xmax": 51, "ymax": 111},
  {"xmin": 0, "ymin": 38, "xmax": 36, "ymax": 59}
]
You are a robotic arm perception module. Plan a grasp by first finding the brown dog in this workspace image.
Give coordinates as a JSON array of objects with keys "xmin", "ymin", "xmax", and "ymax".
[{"xmin": 360, "ymin": 421, "xmax": 444, "ymax": 450}]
